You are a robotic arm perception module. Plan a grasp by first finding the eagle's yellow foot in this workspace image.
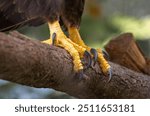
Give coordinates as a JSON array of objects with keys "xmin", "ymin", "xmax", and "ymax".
[
  {"xmin": 68, "ymin": 27, "xmax": 112, "ymax": 81},
  {"xmin": 90, "ymin": 48, "xmax": 112, "ymax": 81},
  {"xmin": 42, "ymin": 21, "xmax": 91, "ymax": 73}
]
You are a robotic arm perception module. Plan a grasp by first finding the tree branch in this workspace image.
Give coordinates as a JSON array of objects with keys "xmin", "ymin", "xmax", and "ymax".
[{"xmin": 0, "ymin": 31, "xmax": 150, "ymax": 98}]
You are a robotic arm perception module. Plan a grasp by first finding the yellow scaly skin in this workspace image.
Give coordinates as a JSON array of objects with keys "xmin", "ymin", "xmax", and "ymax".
[
  {"xmin": 68, "ymin": 27, "xmax": 110, "ymax": 74},
  {"xmin": 42, "ymin": 21, "xmax": 86, "ymax": 72},
  {"xmin": 42, "ymin": 21, "xmax": 110, "ymax": 74}
]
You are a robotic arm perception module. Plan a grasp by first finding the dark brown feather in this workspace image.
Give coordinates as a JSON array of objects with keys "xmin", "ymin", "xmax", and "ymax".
[{"xmin": 0, "ymin": 0, "xmax": 85, "ymax": 31}]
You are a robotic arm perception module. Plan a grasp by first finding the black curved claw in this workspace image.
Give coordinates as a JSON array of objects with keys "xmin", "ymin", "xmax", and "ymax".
[
  {"xmin": 52, "ymin": 32, "xmax": 57, "ymax": 45},
  {"xmin": 83, "ymin": 50, "xmax": 92, "ymax": 69},
  {"xmin": 102, "ymin": 50, "xmax": 110, "ymax": 60},
  {"xmin": 107, "ymin": 68, "xmax": 112, "ymax": 82},
  {"xmin": 90, "ymin": 48, "xmax": 98, "ymax": 66}
]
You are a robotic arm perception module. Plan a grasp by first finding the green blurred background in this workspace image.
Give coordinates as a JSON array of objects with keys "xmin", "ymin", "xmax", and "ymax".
[{"xmin": 0, "ymin": 0, "xmax": 150, "ymax": 99}]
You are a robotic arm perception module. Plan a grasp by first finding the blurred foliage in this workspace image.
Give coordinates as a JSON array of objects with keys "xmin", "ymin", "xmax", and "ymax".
[
  {"xmin": 0, "ymin": 0, "xmax": 150, "ymax": 99},
  {"xmin": 111, "ymin": 15, "xmax": 150, "ymax": 40}
]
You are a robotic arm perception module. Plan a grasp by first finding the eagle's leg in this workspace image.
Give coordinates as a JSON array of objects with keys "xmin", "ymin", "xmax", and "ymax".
[
  {"xmin": 68, "ymin": 27, "xmax": 111, "ymax": 75},
  {"xmin": 42, "ymin": 21, "xmax": 84, "ymax": 72}
]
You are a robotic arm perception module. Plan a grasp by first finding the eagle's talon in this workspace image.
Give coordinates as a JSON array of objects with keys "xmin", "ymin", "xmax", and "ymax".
[
  {"xmin": 83, "ymin": 50, "xmax": 92, "ymax": 69},
  {"xmin": 106, "ymin": 68, "xmax": 112, "ymax": 82},
  {"xmin": 102, "ymin": 50, "xmax": 110, "ymax": 60},
  {"xmin": 52, "ymin": 32, "xmax": 57, "ymax": 45},
  {"xmin": 90, "ymin": 48, "xmax": 98, "ymax": 66}
]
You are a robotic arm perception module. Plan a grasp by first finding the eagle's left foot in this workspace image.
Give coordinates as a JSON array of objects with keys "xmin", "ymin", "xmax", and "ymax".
[{"xmin": 68, "ymin": 27, "xmax": 112, "ymax": 80}]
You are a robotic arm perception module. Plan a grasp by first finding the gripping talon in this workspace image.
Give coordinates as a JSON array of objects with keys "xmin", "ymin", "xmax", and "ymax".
[
  {"xmin": 52, "ymin": 32, "xmax": 57, "ymax": 45},
  {"xmin": 90, "ymin": 48, "xmax": 98, "ymax": 66},
  {"xmin": 107, "ymin": 68, "xmax": 112, "ymax": 82},
  {"xmin": 83, "ymin": 50, "xmax": 92, "ymax": 69},
  {"xmin": 102, "ymin": 50, "xmax": 110, "ymax": 60}
]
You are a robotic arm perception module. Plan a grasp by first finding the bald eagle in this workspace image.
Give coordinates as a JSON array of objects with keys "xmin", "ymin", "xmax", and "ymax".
[{"xmin": 0, "ymin": 0, "xmax": 111, "ymax": 78}]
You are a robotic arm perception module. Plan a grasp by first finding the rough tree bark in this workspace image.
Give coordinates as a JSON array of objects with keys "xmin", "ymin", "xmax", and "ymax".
[
  {"xmin": 0, "ymin": 31, "xmax": 150, "ymax": 99},
  {"xmin": 105, "ymin": 33, "xmax": 150, "ymax": 75}
]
